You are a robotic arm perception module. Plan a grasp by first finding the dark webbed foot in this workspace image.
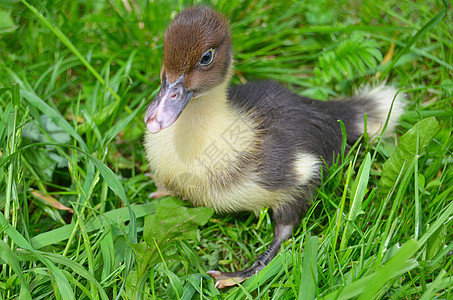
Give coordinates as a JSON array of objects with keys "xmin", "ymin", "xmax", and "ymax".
[{"xmin": 207, "ymin": 224, "xmax": 293, "ymax": 288}]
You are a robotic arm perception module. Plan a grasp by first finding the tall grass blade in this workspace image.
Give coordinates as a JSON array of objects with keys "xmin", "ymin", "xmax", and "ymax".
[
  {"xmin": 299, "ymin": 234, "xmax": 319, "ymax": 300},
  {"xmin": 0, "ymin": 241, "xmax": 32, "ymax": 300},
  {"xmin": 358, "ymin": 239, "xmax": 420, "ymax": 299},
  {"xmin": 380, "ymin": 0, "xmax": 448, "ymax": 76},
  {"xmin": 0, "ymin": 211, "xmax": 75, "ymax": 300}
]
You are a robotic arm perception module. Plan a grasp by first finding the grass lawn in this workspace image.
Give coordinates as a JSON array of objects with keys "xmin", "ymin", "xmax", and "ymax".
[{"xmin": 0, "ymin": 0, "xmax": 452, "ymax": 299}]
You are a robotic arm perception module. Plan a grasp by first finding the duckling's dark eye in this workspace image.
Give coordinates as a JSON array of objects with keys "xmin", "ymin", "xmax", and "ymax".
[{"xmin": 200, "ymin": 49, "xmax": 215, "ymax": 66}]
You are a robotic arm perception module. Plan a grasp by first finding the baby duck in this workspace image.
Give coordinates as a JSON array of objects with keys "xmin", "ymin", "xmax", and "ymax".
[{"xmin": 144, "ymin": 6, "xmax": 405, "ymax": 288}]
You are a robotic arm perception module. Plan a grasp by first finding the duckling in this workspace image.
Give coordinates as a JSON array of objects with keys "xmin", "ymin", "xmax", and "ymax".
[{"xmin": 144, "ymin": 6, "xmax": 405, "ymax": 288}]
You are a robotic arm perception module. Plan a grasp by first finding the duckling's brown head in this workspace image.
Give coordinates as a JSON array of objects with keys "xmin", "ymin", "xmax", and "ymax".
[{"xmin": 145, "ymin": 6, "xmax": 232, "ymax": 133}]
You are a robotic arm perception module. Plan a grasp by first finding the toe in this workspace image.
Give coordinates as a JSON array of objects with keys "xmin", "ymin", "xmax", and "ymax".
[
  {"xmin": 207, "ymin": 270, "xmax": 248, "ymax": 289},
  {"xmin": 206, "ymin": 270, "xmax": 228, "ymax": 280}
]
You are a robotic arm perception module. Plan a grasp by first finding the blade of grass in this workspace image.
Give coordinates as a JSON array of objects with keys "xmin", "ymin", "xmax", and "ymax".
[
  {"xmin": 0, "ymin": 211, "xmax": 75, "ymax": 300},
  {"xmin": 380, "ymin": 0, "xmax": 448, "ymax": 77},
  {"xmin": 420, "ymin": 269, "xmax": 447, "ymax": 300},
  {"xmin": 358, "ymin": 239, "xmax": 421, "ymax": 300},
  {"xmin": 20, "ymin": 0, "xmax": 120, "ymax": 101},
  {"xmin": 20, "ymin": 89, "xmax": 88, "ymax": 150},
  {"xmin": 31, "ymin": 202, "xmax": 155, "ymax": 249},
  {"xmin": 43, "ymin": 253, "xmax": 110, "ymax": 300},
  {"xmin": 0, "ymin": 241, "xmax": 32, "ymax": 300},
  {"xmin": 340, "ymin": 153, "xmax": 370, "ymax": 250},
  {"xmin": 299, "ymin": 234, "xmax": 319, "ymax": 300},
  {"xmin": 0, "ymin": 141, "xmax": 140, "ymax": 244},
  {"xmin": 321, "ymin": 240, "xmax": 420, "ymax": 300}
]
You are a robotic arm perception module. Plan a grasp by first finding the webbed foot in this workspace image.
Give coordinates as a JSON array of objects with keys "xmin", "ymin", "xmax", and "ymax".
[
  {"xmin": 207, "ymin": 223, "xmax": 294, "ymax": 288},
  {"xmin": 207, "ymin": 260, "xmax": 265, "ymax": 288}
]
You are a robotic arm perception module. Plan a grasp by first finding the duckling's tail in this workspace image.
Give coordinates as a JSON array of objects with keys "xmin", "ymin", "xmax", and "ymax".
[
  {"xmin": 351, "ymin": 85, "xmax": 406, "ymax": 138},
  {"xmin": 331, "ymin": 86, "xmax": 406, "ymax": 143}
]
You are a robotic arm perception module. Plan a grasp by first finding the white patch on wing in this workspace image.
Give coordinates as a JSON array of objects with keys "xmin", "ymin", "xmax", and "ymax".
[{"xmin": 293, "ymin": 152, "xmax": 321, "ymax": 185}]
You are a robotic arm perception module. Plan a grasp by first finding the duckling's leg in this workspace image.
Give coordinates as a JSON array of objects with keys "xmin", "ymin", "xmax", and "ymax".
[{"xmin": 207, "ymin": 223, "xmax": 293, "ymax": 289}]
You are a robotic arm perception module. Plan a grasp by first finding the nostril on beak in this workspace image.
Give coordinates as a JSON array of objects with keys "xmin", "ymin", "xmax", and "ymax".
[{"xmin": 170, "ymin": 87, "xmax": 180, "ymax": 100}]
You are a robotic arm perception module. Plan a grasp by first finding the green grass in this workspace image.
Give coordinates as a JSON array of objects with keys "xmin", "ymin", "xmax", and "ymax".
[{"xmin": 1, "ymin": 0, "xmax": 452, "ymax": 299}]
